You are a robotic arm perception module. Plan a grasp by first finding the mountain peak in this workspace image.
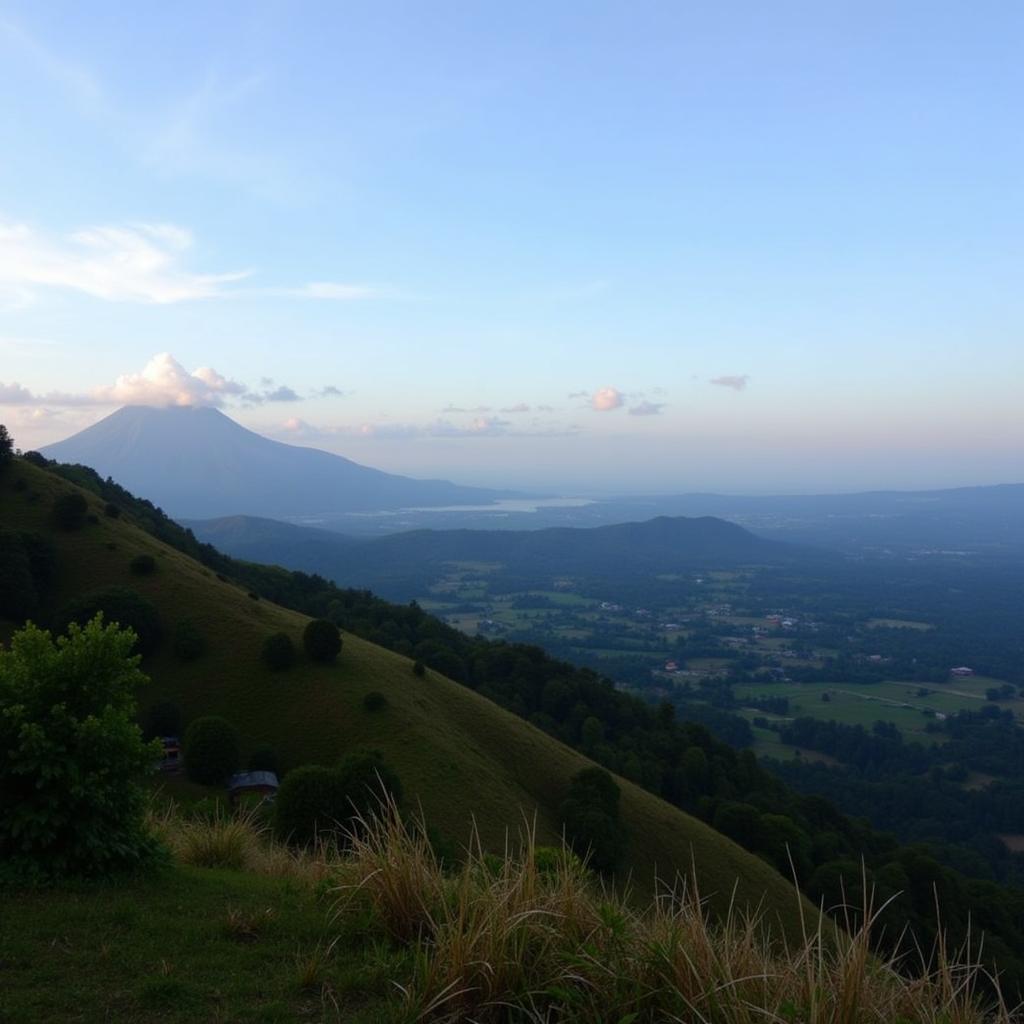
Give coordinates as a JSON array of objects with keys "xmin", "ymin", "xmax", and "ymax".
[{"xmin": 41, "ymin": 405, "xmax": 510, "ymax": 518}]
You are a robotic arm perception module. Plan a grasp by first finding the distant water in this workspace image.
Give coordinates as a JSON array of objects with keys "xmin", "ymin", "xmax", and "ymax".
[{"xmin": 402, "ymin": 497, "xmax": 594, "ymax": 514}]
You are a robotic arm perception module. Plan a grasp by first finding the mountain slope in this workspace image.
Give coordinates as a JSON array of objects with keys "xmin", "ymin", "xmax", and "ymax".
[
  {"xmin": 40, "ymin": 405, "xmax": 512, "ymax": 518},
  {"xmin": 0, "ymin": 458, "xmax": 811, "ymax": 933},
  {"xmin": 186, "ymin": 511, "xmax": 824, "ymax": 597}
]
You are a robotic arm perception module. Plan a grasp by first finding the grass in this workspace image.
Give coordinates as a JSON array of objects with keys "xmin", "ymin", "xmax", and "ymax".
[
  {"xmin": 0, "ymin": 458, "xmax": 812, "ymax": 933},
  {"xmin": 6, "ymin": 805, "xmax": 1012, "ymax": 1024}
]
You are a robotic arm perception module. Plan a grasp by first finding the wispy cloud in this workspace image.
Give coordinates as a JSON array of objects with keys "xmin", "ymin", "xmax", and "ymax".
[
  {"xmin": 709, "ymin": 374, "xmax": 749, "ymax": 391},
  {"xmin": 628, "ymin": 401, "xmax": 665, "ymax": 416},
  {"xmin": 0, "ymin": 219, "xmax": 248, "ymax": 304},
  {"xmin": 499, "ymin": 402, "xmax": 531, "ymax": 414},
  {"xmin": 441, "ymin": 404, "xmax": 492, "ymax": 414},
  {"xmin": 284, "ymin": 282, "xmax": 381, "ymax": 301}
]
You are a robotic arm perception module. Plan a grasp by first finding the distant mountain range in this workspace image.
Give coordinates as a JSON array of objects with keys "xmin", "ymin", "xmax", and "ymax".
[
  {"xmin": 186, "ymin": 513, "xmax": 822, "ymax": 597},
  {"xmin": 40, "ymin": 406, "xmax": 513, "ymax": 518}
]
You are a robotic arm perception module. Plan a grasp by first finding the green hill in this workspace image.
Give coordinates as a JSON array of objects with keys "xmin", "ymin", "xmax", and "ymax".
[{"xmin": 0, "ymin": 457, "xmax": 810, "ymax": 933}]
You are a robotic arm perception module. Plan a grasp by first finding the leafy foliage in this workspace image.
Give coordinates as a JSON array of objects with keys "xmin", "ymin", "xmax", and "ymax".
[
  {"xmin": 559, "ymin": 767, "xmax": 626, "ymax": 872},
  {"xmin": 0, "ymin": 616, "xmax": 161, "ymax": 878},
  {"xmin": 183, "ymin": 716, "xmax": 240, "ymax": 785},
  {"xmin": 172, "ymin": 617, "xmax": 207, "ymax": 661},
  {"xmin": 130, "ymin": 553, "xmax": 157, "ymax": 575},
  {"xmin": 57, "ymin": 586, "xmax": 162, "ymax": 657},
  {"xmin": 52, "ymin": 491, "xmax": 89, "ymax": 530},
  {"xmin": 302, "ymin": 618, "xmax": 342, "ymax": 663},
  {"xmin": 0, "ymin": 424, "xmax": 12, "ymax": 468},
  {"xmin": 262, "ymin": 631, "xmax": 296, "ymax": 670},
  {"xmin": 274, "ymin": 750, "xmax": 402, "ymax": 846}
]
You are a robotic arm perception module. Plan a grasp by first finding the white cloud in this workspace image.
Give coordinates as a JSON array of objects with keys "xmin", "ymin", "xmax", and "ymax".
[
  {"xmin": 499, "ymin": 402, "xmax": 531, "ymax": 414},
  {"xmin": 709, "ymin": 375, "xmax": 749, "ymax": 391},
  {"xmin": 95, "ymin": 353, "xmax": 247, "ymax": 407},
  {"xmin": 289, "ymin": 281, "xmax": 379, "ymax": 300},
  {"xmin": 592, "ymin": 386, "xmax": 625, "ymax": 412},
  {"xmin": 0, "ymin": 219, "xmax": 248, "ymax": 304}
]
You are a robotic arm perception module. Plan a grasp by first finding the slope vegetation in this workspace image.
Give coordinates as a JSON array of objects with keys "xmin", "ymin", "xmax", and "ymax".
[{"xmin": 0, "ymin": 458, "xmax": 809, "ymax": 932}]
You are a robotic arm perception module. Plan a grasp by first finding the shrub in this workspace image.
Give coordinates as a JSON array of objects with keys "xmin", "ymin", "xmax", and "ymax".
[
  {"xmin": 0, "ymin": 424, "xmax": 12, "ymax": 468},
  {"xmin": 274, "ymin": 751, "xmax": 403, "ymax": 847},
  {"xmin": 130, "ymin": 553, "xmax": 157, "ymax": 576},
  {"xmin": 274, "ymin": 765, "xmax": 349, "ymax": 846},
  {"xmin": 183, "ymin": 716, "xmax": 240, "ymax": 786},
  {"xmin": 0, "ymin": 616, "xmax": 161, "ymax": 878},
  {"xmin": 303, "ymin": 619, "xmax": 342, "ymax": 663},
  {"xmin": 363, "ymin": 690, "xmax": 388, "ymax": 712},
  {"xmin": 262, "ymin": 632, "xmax": 296, "ymax": 670},
  {"xmin": 22, "ymin": 450, "xmax": 48, "ymax": 468},
  {"xmin": 56, "ymin": 587, "xmax": 162, "ymax": 658},
  {"xmin": 173, "ymin": 618, "xmax": 207, "ymax": 661},
  {"xmin": 144, "ymin": 700, "xmax": 183, "ymax": 739},
  {"xmin": 53, "ymin": 491, "xmax": 88, "ymax": 530},
  {"xmin": 413, "ymin": 660, "xmax": 426, "ymax": 678},
  {"xmin": 104, "ymin": 502, "xmax": 121, "ymax": 518},
  {"xmin": 559, "ymin": 767, "xmax": 627, "ymax": 872}
]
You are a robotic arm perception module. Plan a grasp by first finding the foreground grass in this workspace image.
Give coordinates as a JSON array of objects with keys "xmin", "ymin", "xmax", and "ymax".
[
  {"xmin": 1, "ymin": 800, "xmax": 1016, "ymax": 1024},
  {"xmin": 0, "ymin": 864, "xmax": 396, "ymax": 1023}
]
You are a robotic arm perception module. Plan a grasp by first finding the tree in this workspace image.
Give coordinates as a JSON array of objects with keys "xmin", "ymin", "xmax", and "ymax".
[
  {"xmin": 274, "ymin": 765, "xmax": 349, "ymax": 846},
  {"xmin": 0, "ymin": 424, "xmax": 13, "ymax": 468},
  {"xmin": 0, "ymin": 616, "xmax": 161, "ymax": 878},
  {"xmin": 303, "ymin": 618, "xmax": 342, "ymax": 663},
  {"xmin": 559, "ymin": 767, "xmax": 627, "ymax": 872},
  {"xmin": 53, "ymin": 492, "xmax": 88, "ymax": 530},
  {"xmin": 183, "ymin": 716, "xmax": 240, "ymax": 785},
  {"xmin": 57, "ymin": 587, "xmax": 162, "ymax": 658},
  {"xmin": 262, "ymin": 632, "xmax": 296, "ymax": 670}
]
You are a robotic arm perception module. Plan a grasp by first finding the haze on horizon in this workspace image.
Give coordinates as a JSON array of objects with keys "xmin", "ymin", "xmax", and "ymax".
[{"xmin": 1, "ymin": 2, "xmax": 1022, "ymax": 495}]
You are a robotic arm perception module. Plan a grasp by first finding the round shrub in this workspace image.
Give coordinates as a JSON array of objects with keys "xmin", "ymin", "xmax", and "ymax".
[
  {"xmin": 183, "ymin": 716, "xmax": 240, "ymax": 786},
  {"xmin": 412, "ymin": 660, "xmax": 426, "ymax": 678},
  {"xmin": 303, "ymin": 619, "xmax": 342, "ymax": 663},
  {"xmin": 104, "ymin": 502, "xmax": 121, "ymax": 518},
  {"xmin": 337, "ymin": 749, "xmax": 403, "ymax": 820},
  {"xmin": 173, "ymin": 618, "xmax": 207, "ymax": 661},
  {"xmin": 53, "ymin": 492, "xmax": 88, "ymax": 530},
  {"xmin": 56, "ymin": 587, "xmax": 162, "ymax": 658},
  {"xmin": 130, "ymin": 553, "xmax": 157, "ymax": 576},
  {"xmin": 274, "ymin": 765, "xmax": 349, "ymax": 846},
  {"xmin": 262, "ymin": 632, "xmax": 296, "ymax": 670},
  {"xmin": 363, "ymin": 691, "xmax": 388, "ymax": 712}
]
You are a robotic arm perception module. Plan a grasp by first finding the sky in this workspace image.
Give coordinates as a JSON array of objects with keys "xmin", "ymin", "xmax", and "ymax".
[{"xmin": 1, "ymin": 1, "xmax": 1022, "ymax": 494}]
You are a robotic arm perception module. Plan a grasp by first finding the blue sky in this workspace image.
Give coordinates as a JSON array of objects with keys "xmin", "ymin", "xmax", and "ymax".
[{"xmin": 1, "ymin": 1, "xmax": 1021, "ymax": 493}]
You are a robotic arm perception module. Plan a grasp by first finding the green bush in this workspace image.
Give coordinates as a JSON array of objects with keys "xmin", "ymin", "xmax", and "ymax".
[
  {"xmin": 130, "ymin": 553, "xmax": 157, "ymax": 575},
  {"xmin": 303, "ymin": 619, "xmax": 342, "ymax": 663},
  {"xmin": 262, "ymin": 632, "xmax": 296, "ymax": 670},
  {"xmin": 559, "ymin": 767, "xmax": 627, "ymax": 873},
  {"xmin": 173, "ymin": 618, "xmax": 207, "ymax": 661},
  {"xmin": 56, "ymin": 587, "xmax": 162, "ymax": 658},
  {"xmin": 104, "ymin": 502, "xmax": 121, "ymax": 518},
  {"xmin": 412, "ymin": 660, "xmax": 426, "ymax": 678},
  {"xmin": 0, "ymin": 424, "xmax": 12, "ymax": 468},
  {"xmin": 183, "ymin": 716, "xmax": 240, "ymax": 786},
  {"xmin": 274, "ymin": 750, "xmax": 402, "ymax": 847},
  {"xmin": 363, "ymin": 690, "xmax": 388, "ymax": 712},
  {"xmin": 53, "ymin": 491, "xmax": 88, "ymax": 530},
  {"xmin": 0, "ymin": 616, "xmax": 161, "ymax": 878},
  {"xmin": 274, "ymin": 765, "xmax": 349, "ymax": 846}
]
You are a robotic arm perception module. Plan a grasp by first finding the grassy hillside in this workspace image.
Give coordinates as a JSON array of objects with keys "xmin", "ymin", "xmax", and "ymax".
[{"xmin": 0, "ymin": 458, "xmax": 810, "ymax": 932}]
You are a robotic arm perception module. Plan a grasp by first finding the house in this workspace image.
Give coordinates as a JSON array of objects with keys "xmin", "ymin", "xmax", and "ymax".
[
  {"xmin": 950, "ymin": 666, "xmax": 975, "ymax": 677},
  {"xmin": 228, "ymin": 770, "xmax": 280, "ymax": 806}
]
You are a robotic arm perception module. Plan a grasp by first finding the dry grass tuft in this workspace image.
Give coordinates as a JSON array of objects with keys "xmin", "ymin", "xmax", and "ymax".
[{"xmin": 332, "ymin": 795, "xmax": 1017, "ymax": 1024}]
